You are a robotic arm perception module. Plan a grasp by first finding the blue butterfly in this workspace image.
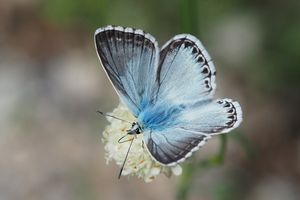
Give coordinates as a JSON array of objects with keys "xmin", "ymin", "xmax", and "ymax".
[{"xmin": 95, "ymin": 25, "xmax": 242, "ymax": 166}]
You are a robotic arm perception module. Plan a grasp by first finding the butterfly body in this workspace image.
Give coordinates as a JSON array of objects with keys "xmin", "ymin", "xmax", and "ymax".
[
  {"xmin": 127, "ymin": 122, "xmax": 142, "ymax": 135},
  {"xmin": 95, "ymin": 25, "xmax": 242, "ymax": 166}
]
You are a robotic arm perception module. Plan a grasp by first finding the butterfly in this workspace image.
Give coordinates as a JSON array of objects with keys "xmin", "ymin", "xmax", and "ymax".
[{"xmin": 95, "ymin": 25, "xmax": 242, "ymax": 167}]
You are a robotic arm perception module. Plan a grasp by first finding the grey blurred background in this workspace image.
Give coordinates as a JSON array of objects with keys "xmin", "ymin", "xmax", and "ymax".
[{"xmin": 0, "ymin": 0, "xmax": 299, "ymax": 200}]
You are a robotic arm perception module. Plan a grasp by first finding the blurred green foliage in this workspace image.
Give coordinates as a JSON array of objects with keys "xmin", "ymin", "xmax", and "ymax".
[
  {"xmin": 38, "ymin": 0, "xmax": 300, "ymax": 199},
  {"xmin": 39, "ymin": 0, "xmax": 300, "ymax": 92},
  {"xmin": 261, "ymin": 3, "xmax": 300, "ymax": 90},
  {"xmin": 40, "ymin": 0, "xmax": 109, "ymax": 29}
]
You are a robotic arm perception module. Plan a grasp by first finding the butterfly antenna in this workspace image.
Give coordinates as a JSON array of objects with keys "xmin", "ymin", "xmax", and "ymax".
[
  {"xmin": 118, "ymin": 138, "xmax": 134, "ymax": 179},
  {"xmin": 96, "ymin": 110, "xmax": 131, "ymax": 124},
  {"xmin": 118, "ymin": 134, "xmax": 133, "ymax": 143}
]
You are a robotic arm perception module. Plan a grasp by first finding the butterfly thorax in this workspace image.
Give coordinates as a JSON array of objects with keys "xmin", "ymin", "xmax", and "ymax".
[{"xmin": 127, "ymin": 122, "xmax": 143, "ymax": 135}]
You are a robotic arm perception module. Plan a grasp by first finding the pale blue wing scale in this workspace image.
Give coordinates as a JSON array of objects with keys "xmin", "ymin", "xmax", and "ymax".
[
  {"xmin": 177, "ymin": 98, "xmax": 243, "ymax": 134},
  {"xmin": 94, "ymin": 26, "xmax": 159, "ymax": 116},
  {"xmin": 153, "ymin": 34, "xmax": 216, "ymax": 106}
]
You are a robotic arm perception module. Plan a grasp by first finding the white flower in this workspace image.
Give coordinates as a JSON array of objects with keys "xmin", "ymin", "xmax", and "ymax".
[{"xmin": 102, "ymin": 103, "xmax": 182, "ymax": 182}]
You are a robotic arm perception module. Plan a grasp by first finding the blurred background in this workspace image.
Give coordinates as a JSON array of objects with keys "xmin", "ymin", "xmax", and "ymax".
[{"xmin": 0, "ymin": 0, "xmax": 299, "ymax": 199}]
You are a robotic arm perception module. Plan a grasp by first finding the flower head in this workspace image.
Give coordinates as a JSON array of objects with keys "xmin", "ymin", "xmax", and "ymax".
[{"xmin": 102, "ymin": 103, "xmax": 182, "ymax": 182}]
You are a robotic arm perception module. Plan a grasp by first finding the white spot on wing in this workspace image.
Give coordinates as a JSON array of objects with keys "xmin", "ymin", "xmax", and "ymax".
[
  {"xmin": 135, "ymin": 29, "xmax": 144, "ymax": 35},
  {"xmin": 114, "ymin": 26, "xmax": 124, "ymax": 31},
  {"xmin": 125, "ymin": 27, "xmax": 133, "ymax": 33}
]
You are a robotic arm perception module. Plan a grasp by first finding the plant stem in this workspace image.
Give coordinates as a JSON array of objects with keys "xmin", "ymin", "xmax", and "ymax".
[
  {"xmin": 176, "ymin": 135, "xmax": 228, "ymax": 200},
  {"xmin": 179, "ymin": 0, "xmax": 199, "ymax": 35},
  {"xmin": 215, "ymin": 134, "xmax": 227, "ymax": 165},
  {"xmin": 176, "ymin": 163, "xmax": 195, "ymax": 200}
]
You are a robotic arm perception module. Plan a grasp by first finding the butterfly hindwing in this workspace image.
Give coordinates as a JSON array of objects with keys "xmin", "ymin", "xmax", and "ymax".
[
  {"xmin": 95, "ymin": 26, "xmax": 159, "ymax": 116},
  {"xmin": 143, "ymin": 98, "xmax": 242, "ymax": 165},
  {"xmin": 143, "ymin": 129, "xmax": 210, "ymax": 166},
  {"xmin": 178, "ymin": 98, "xmax": 243, "ymax": 134}
]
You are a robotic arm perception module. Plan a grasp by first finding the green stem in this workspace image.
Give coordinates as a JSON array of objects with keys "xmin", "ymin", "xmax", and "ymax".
[
  {"xmin": 179, "ymin": 0, "xmax": 199, "ymax": 35},
  {"xmin": 230, "ymin": 131, "xmax": 255, "ymax": 159},
  {"xmin": 212, "ymin": 134, "xmax": 227, "ymax": 165},
  {"xmin": 196, "ymin": 136, "xmax": 227, "ymax": 169},
  {"xmin": 176, "ymin": 163, "xmax": 196, "ymax": 200},
  {"xmin": 176, "ymin": 135, "xmax": 228, "ymax": 200}
]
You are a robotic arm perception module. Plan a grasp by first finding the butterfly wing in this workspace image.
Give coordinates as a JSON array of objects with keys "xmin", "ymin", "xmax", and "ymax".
[
  {"xmin": 153, "ymin": 34, "xmax": 216, "ymax": 105},
  {"xmin": 143, "ymin": 98, "xmax": 242, "ymax": 165},
  {"xmin": 143, "ymin": 128, "xmax": 209, "ymax": 166},
  {"xmin": 178, "ymin": 98, "xmax": 243, "ymax": 134},
  {"xmin": 95, "ymin": 26, "xmax": 159, "ymax": 116}
]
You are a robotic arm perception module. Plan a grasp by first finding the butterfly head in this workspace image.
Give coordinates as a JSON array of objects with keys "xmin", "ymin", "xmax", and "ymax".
[{"xmin": 127, "ymin": 122, "xmax": 143, "ymax": 135}]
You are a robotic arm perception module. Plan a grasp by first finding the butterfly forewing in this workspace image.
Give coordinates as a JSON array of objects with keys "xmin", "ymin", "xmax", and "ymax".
[
  {"xmin": 153, "ymin": 34, "xmax": 217, "ymax": 106},
  {"xmin": 95, "ymin": 26, "xmax": 159, "ymax": 116}
]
